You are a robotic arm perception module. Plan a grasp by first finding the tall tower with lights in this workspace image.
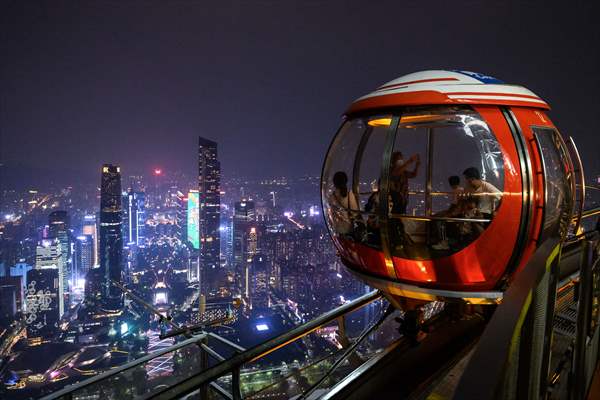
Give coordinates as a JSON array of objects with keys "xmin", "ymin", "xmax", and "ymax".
[
  {"xmin": 99, "ymin": 164, "xmax": 123, "ymax": 311},
  {"xmin": 48, "ymin": 210, "xmax": 71, "ymax": 304},
  {"xmin": 198, "ymin": 137, "xmax": 221, "ymax": 294}
]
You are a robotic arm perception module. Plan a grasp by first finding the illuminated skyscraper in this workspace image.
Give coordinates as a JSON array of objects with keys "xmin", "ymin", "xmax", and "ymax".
[
  {"xmin": 175, "ymin": 192, "xmax": 188, "ymax": 242},
  {"xmin": 25, "ymin": 268, "xmax": 60, "ymax": 340},
  {"xmin": 35, "ymin": 239, "xmax": 64, "ymax": 316},
  {"xmin": 83, "ymin": 215, "xmax": 98, "ymax": 266},
  {"xmin": 250, "ymin": 254, "xmax": 269, "ymax": 310},
  {"xmin": 48, "ymin": 210, "xmax": 71, "ymax": 299},
  {"xmin": 122, "ymin": 189, "xmax": 146, "ymax": 246},
  {"xmin": 187, "ymin": 190, "xmax": 200, "ymax": 282},
  {"xmin": 233, "ymin": 200, "xmax": 256, "ymax": 265},
  {"xmin": 99, "ymin": 164, "xmax": 123, "ymax": 311},
  {"xmin": 135, "ymin": 192, "xmax": 146, "ymax": 245},
  {"xmin": 187, "ymin": 190, "xmax": 200, "ymax": 249},
  {"xmin": 75, "ymin": 235, "xmax": 93, "ymax": 284},
  {"xmin": 198, "ymin": 137, "xmax": 220, "ymax": 293},
  {"xmin": 233, "ymin": 200, "xmax": 256, "ymax": 295}
]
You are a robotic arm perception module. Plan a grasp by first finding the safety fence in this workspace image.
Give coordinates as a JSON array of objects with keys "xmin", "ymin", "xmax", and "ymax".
[
  {"xmin": 41, "ymin": 290, "xmax": 385, "ymax": 400},
  {"xmin": 453, "ymin": 231, "xmax": 600, "ymax": 399}
]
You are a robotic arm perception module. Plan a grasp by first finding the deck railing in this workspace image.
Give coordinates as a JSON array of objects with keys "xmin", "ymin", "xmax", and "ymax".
[
  {"xmin": 40, "ymin": 290, "xmax": 383, "ymax": 400},
  {"xmin": 454, "ymin": 231, "xmax": 600, "ymax": 399}
]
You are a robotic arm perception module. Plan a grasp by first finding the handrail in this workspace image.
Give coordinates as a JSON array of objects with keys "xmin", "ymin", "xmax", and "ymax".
[
  {"xmin": 566, "ymin": 207, "xmax": 600, "ymax": 242},
  {"xmin": 245, "ymin": 352, "xmax": 340, "ymax": 399},
  {"xmin": 328, "ymin": 202, "xmax": 492, "ymax": 223},
  {"xmin": 40, "ymin": 333, "xmax": 208, "ymax": 400},
  {"xmin": 579, "ymin": 206, "xmax": 600, "ymax": 221},
  {"xmin": 207, "ymin": 332, "xmax": 247, "ymax": 353},
  {"xmin": 452, "ymin": 238, "xmax": 560, "ymax": 399},
  {"xmin": 568, "ymin": 136, "xmax": 586, "ymax": 235},
  {"xmin": 145, "ymin": 290, "xmax": 383, "ymax": 400}
]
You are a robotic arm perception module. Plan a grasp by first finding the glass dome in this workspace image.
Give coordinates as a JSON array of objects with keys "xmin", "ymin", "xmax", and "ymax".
[{"xmin": 322, "ymin": 106, "xmax": 507, "ymax": 288}]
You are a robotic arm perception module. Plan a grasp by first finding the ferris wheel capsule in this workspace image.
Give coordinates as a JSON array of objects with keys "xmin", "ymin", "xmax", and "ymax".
[{"xmin": 321, "ymin": 70, "xmax": 580, "ymax": 306}]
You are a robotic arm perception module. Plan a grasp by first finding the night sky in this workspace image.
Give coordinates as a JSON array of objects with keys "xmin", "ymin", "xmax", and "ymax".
[{"xmin": 1, "ymin": 1, "xmax": 599, "ymax": 188}]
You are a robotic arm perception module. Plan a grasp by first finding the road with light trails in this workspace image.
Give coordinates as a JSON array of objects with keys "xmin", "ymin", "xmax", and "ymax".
[{"xmin": 145, "ymin": 330, "xmax": 175, "ymax": 377}]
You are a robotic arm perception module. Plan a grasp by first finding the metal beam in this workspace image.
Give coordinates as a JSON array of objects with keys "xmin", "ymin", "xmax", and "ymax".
[
  {"xmin": 40, "ymin": 334, "xmax": 207, "ymax": 400},
  {"xmin": 145, "ymin": 290, "xmax": 382, "ymax": 400}
]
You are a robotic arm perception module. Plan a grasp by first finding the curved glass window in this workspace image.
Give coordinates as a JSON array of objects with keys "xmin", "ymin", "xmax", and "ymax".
[
  {"xmin": 322, "ymin": 106, "xmax": 505, "ymax": 260},
  {"xmin": 532, "ymin": 127, "xmax": 574, "ymax": 241},
  {"xmin": 322, "ymin": 116, "xmax": 390, "ymax": 252}
]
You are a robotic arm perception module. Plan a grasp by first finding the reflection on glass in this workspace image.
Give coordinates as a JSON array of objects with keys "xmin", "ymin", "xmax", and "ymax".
[
  {"xmin": 322, "ymin": 106, "xmax": 505, "ymax": 261},
  {"xmin": 533, "ymin": 127, "xmax": 573, "ymax": 240}
]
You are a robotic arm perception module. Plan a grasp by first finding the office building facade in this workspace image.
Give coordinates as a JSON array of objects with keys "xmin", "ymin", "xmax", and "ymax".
[
  {"xmin": 82, "ymin": 215, "xmax": 98, "ymax": 266},
  {"xmin": 48, "ymin": 210, "xmax": 71, "ymax": 300},
  {"xmin": 122, "ymin": 189, "xmax": 145, "ymax": 247},
  {"xmin": 25, "ymin": 268, "xmax": 60, "ymax": 340},
  {"xmin": 198, "ymin": 137, "xmax": 221, "ymax": 293},
  {"xmin": 99, "ymin": 164, "xmax": 123, "ymax": 310},
  {"xmin": 35, "ymin": 239, "xmax": 64, "ymax": 316}
]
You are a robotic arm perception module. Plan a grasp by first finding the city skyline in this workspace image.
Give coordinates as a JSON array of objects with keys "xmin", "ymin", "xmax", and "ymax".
[{"xmin": 1, "ymin": 2, "xmax": 599, "ymax": 399}]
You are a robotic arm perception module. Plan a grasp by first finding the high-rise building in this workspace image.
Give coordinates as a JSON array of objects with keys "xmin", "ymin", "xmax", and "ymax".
[
  {"xmin": 83, "ymin": 215, "xmax": 98, "ymax": 266},
  {"xmin": 75, "ymin": 235, "xmax": 93, "ymax": 285},
  {"xmin": 99, "ymin": 164, "xmax": 123, "ymax": 311},
  {"xmin": 233, "ymin": 200, "xmax": 256, "ymax": 295},
  {"xmin": 187, "ymin": 190, "xmax": 200, "ymax": 282},
  {"xmin": 0, "ymin": 276, "xmax": 23, "ymax": 315},
  {"xmin": 35, "ymin": 239, "xmax": 64, "ymax": 316},
  {"xmin": 25, "ymin": 268, "xmax": 60, "ymax": 340},
  {"xmin": 233, "ymin": 200, "xmax": 256, "ymax": 264},
  {"xmin": 281, "ymin": 261, "xmax": 299, "ymax": 301},
  {"xmin": 9, "ymin": 263, "xmax": 32, "ymax": 304},
  {"xmin": 187, "ymin": 190, "xmax": 200, "ymax": 250},
  {"xmin": 48, "ymin": 210, "xmax": 71, "ymax": 299},
  {"xmin": 122, "ymin": 189, "xmax": 145, "ymax": 246},
  {"xmin": 174, "ymin": 192, "xmax": 188, "ymax": 242},
  {"xmin": 85, "ymin": 267, "xmax": 103, "ymax": 306},
  {"xmin": 198, "ymin": 137, "xmax": 221, "ymax": 294},
  {"xmin": 250, "ymin": 254, "xmax": 269, "ymax": 310},
  {"xmin": 136, "ymin": 192, "xmax": 146, "ymax": 246},
  {"xmin": 0, "ymin": 284, "xmax": 17, "ymax": 322}
]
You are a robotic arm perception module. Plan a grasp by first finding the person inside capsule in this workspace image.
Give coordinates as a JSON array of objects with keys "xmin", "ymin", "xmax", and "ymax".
[
  {"xmin": 327, "ymin": 171, "xmax": 361, "ymax": 238},
  {"xmin": 389, "ymin": 151, "xmax": 421, "ymax": 249},
  {"xmin": 431, "ymin": 175, "xmax": 465, "ymax": 250},
  {"xmin": 364, "ymin": 179, "xmax": 382, "ymax": 246},
  {"xmin": 462, "ymin": 166, "xmax": 502, "ymax": 221},
  {"xmin": 322, "ymin": 106, "xmax": 506, "ymax": 262}
]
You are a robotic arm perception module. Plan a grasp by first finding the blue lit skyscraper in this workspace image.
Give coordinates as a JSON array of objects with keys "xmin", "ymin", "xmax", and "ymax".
[{"xmin": 187, "ymin": 190, "xmax": 200, "ymax": 250}]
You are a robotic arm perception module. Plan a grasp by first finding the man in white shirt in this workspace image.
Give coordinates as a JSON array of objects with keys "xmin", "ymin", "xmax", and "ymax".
[{"xmin": 462, "ymin": 167, "xmax": 502, "ymax": 218}]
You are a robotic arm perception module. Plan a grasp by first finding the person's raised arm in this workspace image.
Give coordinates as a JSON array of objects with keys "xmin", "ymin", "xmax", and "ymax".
[{"xmin": 406, "ymin": 154, "xmax": 421, "ymax": 178}]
